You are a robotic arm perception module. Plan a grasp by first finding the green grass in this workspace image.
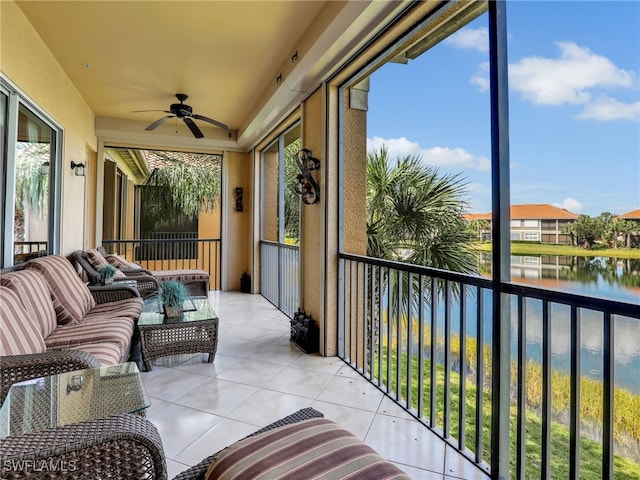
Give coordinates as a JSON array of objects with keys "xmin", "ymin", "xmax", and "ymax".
[
  {"xmin": 474, "ymin": 242, "xmax": 640, "ymax": 259},
  {"xmin": 373, "ymin": 348, "xmax": 640, "ymax": 479}
]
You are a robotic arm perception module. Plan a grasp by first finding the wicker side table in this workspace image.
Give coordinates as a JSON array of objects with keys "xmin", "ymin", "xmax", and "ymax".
[{"xmin": 137, "ymin": 298, "xmax": 219, "ymax": 371}]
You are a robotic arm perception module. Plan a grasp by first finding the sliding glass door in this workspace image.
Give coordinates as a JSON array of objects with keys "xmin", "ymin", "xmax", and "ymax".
[{"xmin": 1, "ymin": 78, "xmax": 61, "ymax": 267}]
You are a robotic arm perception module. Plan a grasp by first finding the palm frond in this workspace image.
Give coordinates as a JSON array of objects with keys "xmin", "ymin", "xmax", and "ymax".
[
  {"xmin": 366, "ymin": 145, "xmax": 475, "ymax": 275},
  {"xmin": 141, "ymin": 153, "xmax": 221, "ymax": 232}
]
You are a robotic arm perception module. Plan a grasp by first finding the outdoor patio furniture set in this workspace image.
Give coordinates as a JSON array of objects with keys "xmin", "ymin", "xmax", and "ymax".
[{"xmin": 1, "ymin": 254, "xmax": 407, "ymax": 479}]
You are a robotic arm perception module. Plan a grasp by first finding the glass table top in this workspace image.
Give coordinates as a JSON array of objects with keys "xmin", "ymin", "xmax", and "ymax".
[
  {"xmin": 138, "ymin": 297, "xmax": 218, "ymax": 326},
  {"xmin": 0, "ymin": 362, "xmax": 149, "ymax": 438}
]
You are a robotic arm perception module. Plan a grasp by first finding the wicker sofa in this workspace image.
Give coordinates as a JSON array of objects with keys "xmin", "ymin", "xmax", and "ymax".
[{"xmin": 0, "ymin": 255, "xmax": 143, "ymax": 402}]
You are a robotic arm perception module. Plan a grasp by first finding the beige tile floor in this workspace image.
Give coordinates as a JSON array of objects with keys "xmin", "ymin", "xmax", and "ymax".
[{"xmin": 141, "ymin": 291, "xmax": 490, "ymax": 480}]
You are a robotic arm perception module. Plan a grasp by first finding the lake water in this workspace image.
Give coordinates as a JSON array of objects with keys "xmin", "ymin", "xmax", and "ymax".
[{"xmin": 476, "ymin": 254, "xmax": 640, "ymax": 393}]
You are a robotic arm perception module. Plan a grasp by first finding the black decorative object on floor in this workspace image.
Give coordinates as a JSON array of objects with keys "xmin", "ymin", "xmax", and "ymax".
[
  {"xmin": 240, "ymin": 272, "xmax": 251, "ymax": 293},
  {"xmin": 290, "ymin": 308, "xmax": 319, "ymax": 353}
]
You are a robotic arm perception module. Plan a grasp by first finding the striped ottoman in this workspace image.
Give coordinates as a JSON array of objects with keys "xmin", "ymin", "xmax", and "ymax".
[{"xmin": 153, "ymin": 270, "xmax": 210, "ymax": 297}]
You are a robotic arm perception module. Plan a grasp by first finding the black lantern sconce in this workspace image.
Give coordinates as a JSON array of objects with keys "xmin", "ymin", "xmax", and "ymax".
[
  {"xmin": 235, "ymin": 187, "xmax": 243, "ymax": 212},
  {"xmin": 70, "ymin": 161, "xmax": 86, "ymax": 176},
  {"xmin": 294, "ymin": 149, "xmax": 320, "ymax": 205}
]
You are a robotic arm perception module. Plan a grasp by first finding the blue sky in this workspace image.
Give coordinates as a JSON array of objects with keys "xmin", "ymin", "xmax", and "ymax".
[{"xmin": 366, "ymin": 1, "xmax": 640, "ymax": 217}]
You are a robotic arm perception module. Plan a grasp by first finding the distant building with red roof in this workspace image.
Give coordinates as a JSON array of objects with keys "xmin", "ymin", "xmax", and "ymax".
[
  {"xmin": 466, "ymin": 203, "xmax": 579, "ymax": 244},
  {"xmin": 617, "ymin": 209, "xmax": 640, "ymax": 220}
]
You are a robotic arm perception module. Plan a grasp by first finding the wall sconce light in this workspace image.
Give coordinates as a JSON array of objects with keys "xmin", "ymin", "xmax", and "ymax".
[
  {"xmin": 40, "ymin": 161, "xmax": 50, "ymax": 176},
  {"xmin": 235, "ymin": 187, "xmax": 243, "ymax": 212},
  {"xmin": 66, "ymin": 374, "xmax": 83, "ymax": 394},
  {"xmin": 70, "ymin": 161, "xmax": 86, "ymax": 176},
  {"xmin": 294, "ymin": 149, "xmax": 320, "ymax": 205}
]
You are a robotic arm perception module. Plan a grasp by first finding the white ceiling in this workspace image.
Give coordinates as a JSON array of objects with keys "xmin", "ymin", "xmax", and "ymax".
[{"xmin": 15, "ymin": 1, "xmax": 407, "ymax": 149}]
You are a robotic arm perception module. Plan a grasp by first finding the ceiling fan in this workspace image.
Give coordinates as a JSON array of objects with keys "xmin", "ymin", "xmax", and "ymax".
[{"xmin": 133, "ymin": 93, "xmax": 228, "ymax": 139}]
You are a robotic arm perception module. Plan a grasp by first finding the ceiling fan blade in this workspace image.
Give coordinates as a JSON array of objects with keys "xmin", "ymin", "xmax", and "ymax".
[
  {"xmin": 183, "ymin": 117, "xmax": 204, "ymax": 138},
  {"xmin": 132, "ymin": 109, "xmax": 172, "ymax": 113},
  {"xmin": 192, "ymin": 114, "xmax": 228, "ymax": 131},
  {"xmin": 145, "ymin": 115, "xmax": 174, "ymax": 131}
]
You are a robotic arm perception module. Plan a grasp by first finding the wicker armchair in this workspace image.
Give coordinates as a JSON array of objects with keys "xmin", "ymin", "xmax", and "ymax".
[
  {"xmin": 71, "ymin": 250, "xmax": 161, "ymax": 299},
  {"xmin": 0, "ymin": 413, "xmax": 167, "ymax": 479},
  {"xmin": 171, "ymin": 407, "xmax": 324, "ymax": 480}
]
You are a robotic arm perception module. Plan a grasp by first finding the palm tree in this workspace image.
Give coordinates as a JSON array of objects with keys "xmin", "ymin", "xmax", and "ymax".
[
  {"xmin": 141, "ymin": 154, "xmax": 221, "ymax": 236},
  {"xmin": 363, "ymin": 146, "xmax": 477, "ymax": 377},
  {"xmin": 366, "ymin": 145, "xmax": 475, "ymax": 273},
  {"xmin": 283, "ymin": 139, "xmax": 302, "ymax": 243},
  {"xmin": 614, "ymin": 219, "xmax": 638, "ymax": 249}
]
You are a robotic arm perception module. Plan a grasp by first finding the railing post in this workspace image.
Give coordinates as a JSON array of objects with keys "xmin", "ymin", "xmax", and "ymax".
[
  {"xmin": 337, "ymin": 256, "xmax": 345, "ymax": 358},
  {"xmin": 603, "ymin": 312, "xmax": 614, "ymax": 479}
]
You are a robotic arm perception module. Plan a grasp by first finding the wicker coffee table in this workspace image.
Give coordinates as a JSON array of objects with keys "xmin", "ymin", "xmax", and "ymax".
[
  {"xmin": 0, "ymin": 362, "xmax": 149, "ymax": 438},
  {"xmin": 137, "ymin": 297, "xmax": 219, "ymax": 371}
]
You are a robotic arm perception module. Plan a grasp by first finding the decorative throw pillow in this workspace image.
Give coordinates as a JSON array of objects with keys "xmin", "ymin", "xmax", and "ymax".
[
  {"xmin": 204, "ymin": 418, "xmax": 412, "ymax": 480},
  {"xmin": 106, "ymin": 254, "xmax": 142, "ymax": 270},
  {"xmin": 85, "ymin": 249, "xmax": 126, "ymax": 278},
  {"xmin": 24, "ymin": 255, "xmax": 96, "ymax": 325},
  {"xmin": 0, "ymin": 286, "xmax": 47, "ymax": 355},
  {"xmin": 84, "ymin": 248, "xmax": 109, "ymax": 269},
  {"xmin": 0, "ymin": 269, "xmax": 57, "ymax": 338}
]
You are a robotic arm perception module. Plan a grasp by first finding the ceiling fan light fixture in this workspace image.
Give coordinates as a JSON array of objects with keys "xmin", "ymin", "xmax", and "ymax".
[{"xmin": 134, "ymin": 93, "xmax": 228, "ymax": 138}]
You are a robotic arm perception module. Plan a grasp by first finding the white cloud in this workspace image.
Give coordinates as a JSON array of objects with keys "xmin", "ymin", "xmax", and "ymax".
[
  {"xmin": 576, "ymin": 95, "xmax": 640, "ymax": 121},
  {"xmin": 445, "ymin": 27, "xmax": 489, "ymax": 54},
  {"xmin": 367, "ymin": 136, "xmax": 490, "ymax": 172},
  {"xmin": 470, "ymin": 61, "xmax": 490, "ymax": 92},
  {"xmin": 554, "ymin": 197, "xmax": 584, "ymax": 212},
  {"xmin": 367, "ymin": 136, "xmax": 420, "ymax": 159},
  {"xmin": 508, "ymin": 41, "xmax": 634, "ymax": 106}
]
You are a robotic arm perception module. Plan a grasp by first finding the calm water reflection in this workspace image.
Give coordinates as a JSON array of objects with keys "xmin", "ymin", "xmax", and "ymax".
[{"xmin": 477, "ymin": 253, "xmax": 639, "ymax": 393}]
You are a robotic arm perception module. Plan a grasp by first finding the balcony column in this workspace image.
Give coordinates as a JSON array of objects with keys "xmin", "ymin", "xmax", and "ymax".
[
  {"xmin": 300, "ymin": 88, "xmax": 327, "ymax": 352},
  {"xmin": 488, "ymin": 1, "xmax": 511, "ymax": 479}
]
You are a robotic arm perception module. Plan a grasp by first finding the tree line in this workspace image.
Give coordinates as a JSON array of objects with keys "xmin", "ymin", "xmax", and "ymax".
[{"xmin": 563, "ymin": 212, "xmax": 638, "ymax": 249}]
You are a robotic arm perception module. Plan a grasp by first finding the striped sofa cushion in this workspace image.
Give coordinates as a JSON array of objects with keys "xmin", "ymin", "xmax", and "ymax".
[
  {"xmin": 53, "ymin": 341, "xmax": 122, "ymax": 365},
  {"xmin": 204, "ymin": 418, "xmax": 412, "ymax": 480},
  {"xmin": 25, "ymin": 255, "xmax": 96, "ymax": 325},
  {"xmin": 44, "ymin": 316, "xmax": 133, "ymax": 351},
  {"xmin": 0, "ymin": 286, "xmax": 46, "ymax": 355},
  {"xmin": 0, "ymin": 269, "xmax": 57, "ymax": 338},
  {"xmin": 85, "ymin": 297, "xmax": 143, "ymax": 320}
]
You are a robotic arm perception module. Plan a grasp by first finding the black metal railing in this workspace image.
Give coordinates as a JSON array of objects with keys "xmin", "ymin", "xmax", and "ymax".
[
  {"xmin": 13, "ymin": 241, "xmax": 48, "ymax": 263},
  {"xmin": 102, "ymin": 238, "xmax": 221, "ymax": 290},
  {"xmin": 338, "ymin": 252, "xmax": 640, "ymax": 479},
  {"xmin": 260, "ymin": 240, "xmax": 300, "ymax": 318}
]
